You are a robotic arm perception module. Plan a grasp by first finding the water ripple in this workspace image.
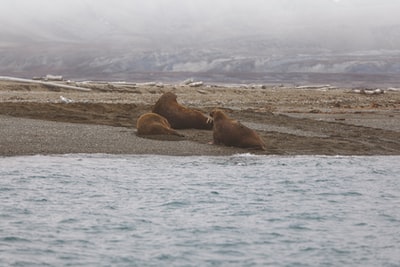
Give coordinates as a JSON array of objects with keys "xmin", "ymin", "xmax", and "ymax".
[{"xmin": 0, "ymin": 155, "xmax": 399, "ymax": 266}]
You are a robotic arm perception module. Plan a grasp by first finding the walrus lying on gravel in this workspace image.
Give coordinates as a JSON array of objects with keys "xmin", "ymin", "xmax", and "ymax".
[
  {"xmin": 152, "ymin": 92, "xmax": 213, "ymax": 130},
  {"xmin": 136, "ymin": 113, "xmax": 184, "ymax": 137},
  {"xmin": 210, "ymin": 109, "xmax": 266, "ymax": 150}
]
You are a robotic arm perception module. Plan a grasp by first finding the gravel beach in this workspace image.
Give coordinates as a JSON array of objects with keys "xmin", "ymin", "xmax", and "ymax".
[{"xmin": 1, "ymin": 80, "xmax": 399, "ymax": 156}]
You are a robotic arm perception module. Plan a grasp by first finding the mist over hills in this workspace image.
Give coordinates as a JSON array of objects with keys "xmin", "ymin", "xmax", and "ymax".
[{"xmin": 1, "ymin": 0, "xmax": 400, "ymax": 85}]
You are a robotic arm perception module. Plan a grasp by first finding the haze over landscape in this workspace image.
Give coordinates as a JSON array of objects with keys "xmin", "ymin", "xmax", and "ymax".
[{"xmin": 1, "ymin": 0, "xmax": 400, "ymax": 85}]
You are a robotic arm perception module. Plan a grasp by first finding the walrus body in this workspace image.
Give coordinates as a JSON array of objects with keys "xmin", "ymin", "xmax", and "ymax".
[
  {"xmin": 136, "ymin": 113, "xmax": 184, "ymax": 137},
  {"xmin": 210, "ymin": 109, "xmax": 266, "ymax": 150},
  {"xmin": 152, "ymin": 92, "xmax": 213, "ymax": 130}
]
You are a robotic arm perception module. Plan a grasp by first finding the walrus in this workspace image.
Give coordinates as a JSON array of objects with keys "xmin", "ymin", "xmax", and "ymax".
[
  {"xmin": 152, "ymin": 92, "xmax": 213, "ymax": 130},
  {"xmin": 136, "ymin": 113, "xmax": 184, "ymax": 137},
  {"xmin": 210, "ymin": 109, "xmax": 266, "ymax": 150}
]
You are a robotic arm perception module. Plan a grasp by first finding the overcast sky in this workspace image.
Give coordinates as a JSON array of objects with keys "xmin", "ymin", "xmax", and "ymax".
[{"xmin": 1, "ymin": 0, "xmax": 400, "ymax": 51}]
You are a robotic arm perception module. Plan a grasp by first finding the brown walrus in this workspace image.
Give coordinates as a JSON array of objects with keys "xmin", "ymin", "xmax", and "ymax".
[
  {"xmin": 210, "ymin": 109, "xmax": 266, "ymax": 150},
  {"xmin": 136, "ymin": 113, "xmax": 184, "ymax": 137},
  {"xmin": 152, "ymin": 92, "xmax": 213, "ymax": 130}
]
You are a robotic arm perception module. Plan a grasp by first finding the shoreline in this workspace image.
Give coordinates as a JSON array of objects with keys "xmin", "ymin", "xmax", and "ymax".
[
  {"xmin": 0, "ymin": 115, "xmax": 241, "ymax": 157},
  {"xmin": 1, "ymin": 80, "xmax": 399, "ymax": 157}
]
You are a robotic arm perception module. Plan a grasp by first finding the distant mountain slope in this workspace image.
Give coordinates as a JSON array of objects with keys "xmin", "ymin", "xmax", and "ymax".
[
  {"xmin": 2, "ymin": 36, "xmax": 400, "ymax": 79},
  {"xmin": 1, "ymin": 0, "xmax": 400, "ymax": 83}
]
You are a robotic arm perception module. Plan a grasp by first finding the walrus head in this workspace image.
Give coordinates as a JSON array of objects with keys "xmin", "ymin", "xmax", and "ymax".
[
  {"xmin": 159, "ymin": 92, "xmax": 178, "ymax": 103},
  {"xmin": 210, "ymin": 109, "xmax": 229, "ymax": 121}
]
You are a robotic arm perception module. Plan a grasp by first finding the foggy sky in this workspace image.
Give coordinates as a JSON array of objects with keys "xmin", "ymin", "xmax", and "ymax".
[{"xmin": 1, "ymin": 0, "xmax": 400, "ymax": 51}]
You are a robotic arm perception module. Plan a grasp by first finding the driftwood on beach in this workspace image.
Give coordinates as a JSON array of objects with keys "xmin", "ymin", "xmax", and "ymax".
[
  {"xmin": 0, "ymin": 76, "xmax": 91, "ymax": 92},
  {"xmin": 352, "ymin": 88, "xmax": 384, "ymax": 95}
]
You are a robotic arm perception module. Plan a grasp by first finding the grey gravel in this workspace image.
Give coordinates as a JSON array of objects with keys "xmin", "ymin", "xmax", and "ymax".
[{"xmin": 0, "ymin": 115, "xmax": 237, "ymax": 156}]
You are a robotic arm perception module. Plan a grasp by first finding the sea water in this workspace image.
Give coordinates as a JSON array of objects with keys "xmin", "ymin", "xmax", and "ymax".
[{"xmin": 0, "ymin": 154, "xmax": 399, "ymax": 267}]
